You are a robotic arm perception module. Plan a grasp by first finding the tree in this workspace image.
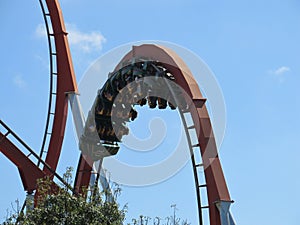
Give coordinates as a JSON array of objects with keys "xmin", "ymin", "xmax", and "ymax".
[
  {"xmin": 2, "ymin": 168, "xmax": 191, "ymax": 225},
  {"xmin": 2, "ymin": 167, "xmax": 126, "ymax": 225}
]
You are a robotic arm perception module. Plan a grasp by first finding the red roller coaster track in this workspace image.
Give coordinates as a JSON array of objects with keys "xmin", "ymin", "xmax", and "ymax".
[
  {"xmin": 0, "ymin": 0, "xmax": 91, "ymax": 198},
  {"xmin": 0, "ymin": 1, "xmax": 234, "ymax": 224}
]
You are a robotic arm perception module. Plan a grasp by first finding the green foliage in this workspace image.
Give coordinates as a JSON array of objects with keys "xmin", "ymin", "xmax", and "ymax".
[
  {"xmin": 2, "ymin": 167, "xmax": 126, "ymax": 225},
  {"xmin": 2, "ymin": 167, "xmax": 191, "ymax": 225}
]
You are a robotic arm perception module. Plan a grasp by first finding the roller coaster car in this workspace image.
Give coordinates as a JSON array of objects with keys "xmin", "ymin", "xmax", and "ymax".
[
  {"xmin": 92, "ymin": 61, "xmax": 184, "ymax": 147},
  {"xmin": 100, "ymin": 87, "xmax": 115, "ymax": 104},
  {"xmin": 147, "ymin": 96, "xmax": 158, "ymax": 108},
  {"xmin": 136, "ymin": 98, "xmax": 147, "ymax": 106},
  {"xmin": 168, "ymin": 101, "xmax": 177, "ymax": 110},
  {"xmin": 98, "ymin": 126, "xmax": 119, "ymax": 142},
  {"xmin": 111, "ymin": 71, "xmax": 126, "ymax": 92},
  {"xmin": 95, "ymin": 93, "xmax": 113, "ymax": 116},
  {"xmin": 132, "ymin": 67, "xmax": 144, "ymax": 78},
  {"xmin": 94, "ymin": 117, "xmax": 117, "ymax": 140},
  {"xmin": 82, "ymin": 60, "xmax": 187, "ymax": 161},
  {"xmin": 95, "ymin": 111, "xmax": 130, "ymax": 141},
  {"xmin": 129, "ymin": 108, "xmax": 138, "ymax": 121},
  {"xmin": 79, "ymin": 134, "xmax": 120, "ymax": 161},
  {"xmin": 158, "ymin": 98, "xmax": 167, "ymax": 109},
  {"xmin": 101, "ymin": 142, "xmax": 120, "ymax": 156}
]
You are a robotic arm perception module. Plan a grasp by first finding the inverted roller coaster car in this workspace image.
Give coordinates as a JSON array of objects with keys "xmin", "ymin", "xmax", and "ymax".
[
  {"xmin": 79, "ymin": 60, "xmax": 192, "ymax": 161},
  {"xmin": 79, "ymin": 134, "xmax": 120, "ymax": 161}
]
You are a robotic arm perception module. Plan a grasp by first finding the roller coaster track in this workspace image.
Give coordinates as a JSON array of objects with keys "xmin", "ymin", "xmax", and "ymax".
[
  {"xmin": 0, "ymin": 1, "xmax": 235, "ymax": 224},
  {"xmin": 109, "ymin": 44, "xmax": 235, "ymax": 225},
  {"xmin": 35, "ymin": 0, "xmax": 78, "ymax": 178},
  {"xmin": 0, "ymin": 120, "xmax": 72, "ymax": 193},
  {"xmin": 37, "ymin": 0, "xmax": 98, "ymax": 195},
  {"xmin": 37, "ymin": 0, "xmax": 58, "ymax": 168},
  {"xmin": 155, "ymin": 62, "xmax": 210, "ymax": 224},
  {"xmin": 180, "ymin": 109, "xmax": 209, "ymax": 225}
]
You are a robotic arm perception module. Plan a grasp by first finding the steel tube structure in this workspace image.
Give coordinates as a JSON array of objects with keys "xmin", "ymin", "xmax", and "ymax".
[
  {"xmin": 42, "ymin": 0, "xmax": 78, "ymax": 176},
  {"xmin": 0, "ymin": 1, "xmax": 234, "ymax": 224},
  {"xmin": 111, "ymin": 44, "xmax": 233, "ymax": 225},
  {"xmin": 1, "ymin": 0, "xmax": 92, "ymax": 195}
]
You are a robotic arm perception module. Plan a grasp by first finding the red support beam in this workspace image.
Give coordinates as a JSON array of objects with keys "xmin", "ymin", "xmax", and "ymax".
[
  {"xmin": 42, "ymin": 0, "xmax": 78, "ymax": 176},
  {"xmin": 0, "ymin": 133, "xmax": 45, "ymax": 193},
  {"xmin": 74, "ymin": 155, "xmax": 93, "ymax": 195}
]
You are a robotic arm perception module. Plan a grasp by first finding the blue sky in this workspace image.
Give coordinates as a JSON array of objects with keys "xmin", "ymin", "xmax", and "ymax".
[{"xmin": 1, "ymin": 0, "xmax": 300, "ymax": 224}]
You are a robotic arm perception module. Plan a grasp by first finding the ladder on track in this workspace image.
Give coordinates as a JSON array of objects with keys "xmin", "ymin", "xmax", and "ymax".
[{"xmin": 180, "ymin": 109, "xmax": 210, "ymax": 225}]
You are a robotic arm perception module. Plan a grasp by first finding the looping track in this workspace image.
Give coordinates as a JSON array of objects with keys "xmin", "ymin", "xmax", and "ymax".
[
  {"xmin": 110, "ymin": 45, "xmax": 233, "ymax": 225},
  {"xmin": 0, "ymin": 1, "xmax": 234, "ymax": 225}
]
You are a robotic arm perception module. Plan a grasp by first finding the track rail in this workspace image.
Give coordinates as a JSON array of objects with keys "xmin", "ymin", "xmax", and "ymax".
[
  {"xmin": 0, "ymin": 0, "xmax": 80, "ymax": 211},
  {"xmin": 111, "ymin": 44, "xmax": 233, "ymax": 225},
  {"xmin": 163, "ymin": 72, "xmax": 209, "ymax": 225},
  {"xmin": 179, "ymin": 110, "xmax": 209, "ymax": 225},
  {"xmin": 38, "ymin": 0, "xmax": 95, "ymax": 196},
  {"xmin": 38, "ymin": 0, "xmax": 58, "ymax": 168},
  {"xmin": 0, "ymin": 120, "xmax": 73, "ymax": 193},
  {"xmin": 37, "ymin": 0, "xmax": 78, "ymax": 177},
  {"xmin": 2, "ymin": 1, "xmax": 234, "ymax": 223}
]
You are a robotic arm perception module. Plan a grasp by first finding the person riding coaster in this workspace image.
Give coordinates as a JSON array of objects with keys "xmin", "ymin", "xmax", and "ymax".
[{"xmin": 79, "ymin": 60, "xmax": 186, "ymax": 161}]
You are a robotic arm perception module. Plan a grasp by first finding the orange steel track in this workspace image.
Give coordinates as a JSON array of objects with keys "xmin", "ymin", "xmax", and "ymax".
[
  {"xmin": 0, "ymin": 1, "xmax": 233, "ymax": 224},
  {"xmin": 114, "ymin": 45, "xmax": 232, "ymax": 225}
]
